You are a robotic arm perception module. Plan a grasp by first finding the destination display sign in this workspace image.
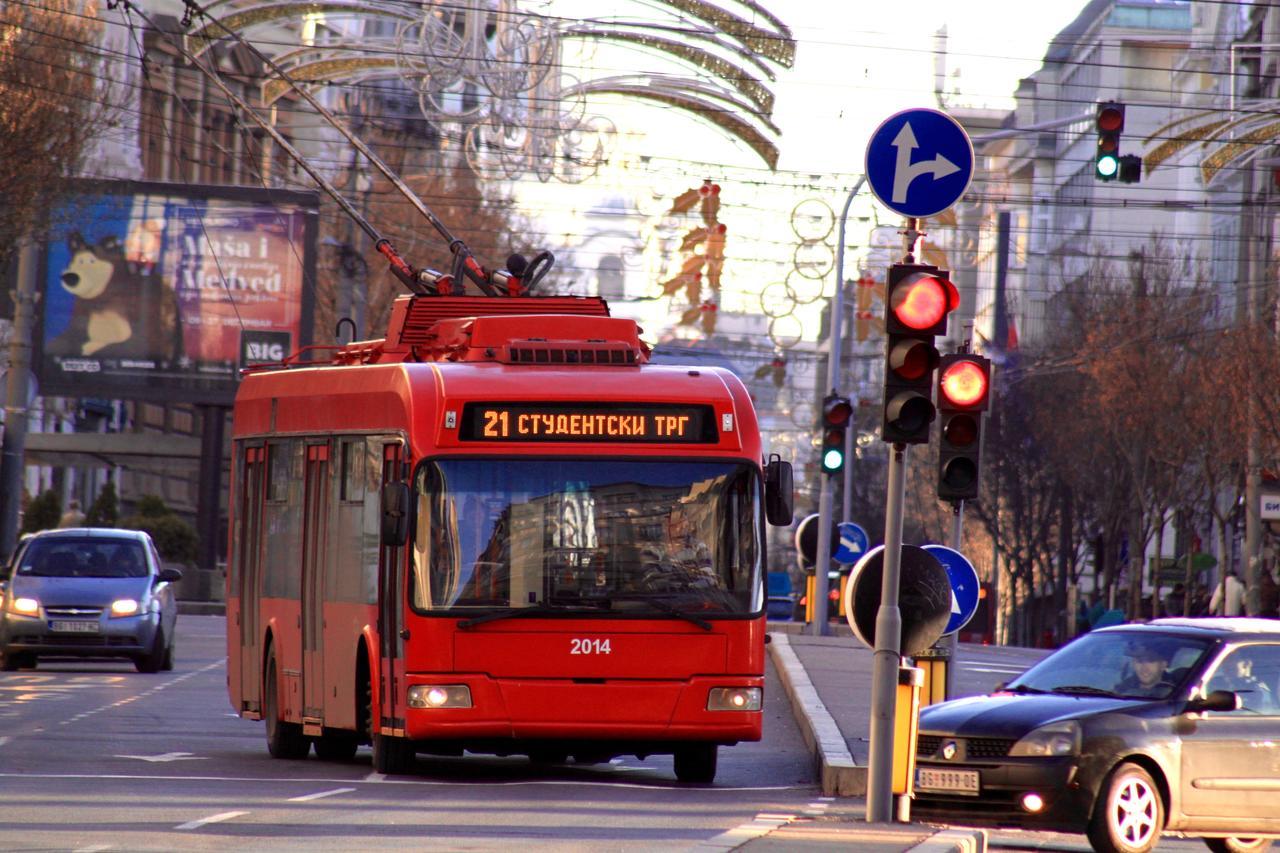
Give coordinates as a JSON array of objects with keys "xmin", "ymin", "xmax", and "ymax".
[{"xmin": 458, "ymin": 403, "xmax": 718, "ymax": 443}]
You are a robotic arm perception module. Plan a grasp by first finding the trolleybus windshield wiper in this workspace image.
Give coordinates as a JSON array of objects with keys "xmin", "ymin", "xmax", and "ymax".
[
  {"xmin": 607, "ymin": 593, "xmax": 714, "ymax": 631},
  {"xmin": 456, "ymin": 600, "xmax": 603, "ymax": 629}
]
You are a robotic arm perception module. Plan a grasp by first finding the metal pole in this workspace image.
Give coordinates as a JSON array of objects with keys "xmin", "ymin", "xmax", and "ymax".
[
  {"xmin": 0, "ymin": 240, "xmax": 40, "ymax": 558},
  {"xmin": 867, "ymin": 441, "xmax": 906, "ymax": 822},
  {"xmin": 813, "ymin": 176, "xmax": 867, "ymax": 635},
  {"xmin": 946, "ymin": 501, "xmax": 963, "ymax": 698}
]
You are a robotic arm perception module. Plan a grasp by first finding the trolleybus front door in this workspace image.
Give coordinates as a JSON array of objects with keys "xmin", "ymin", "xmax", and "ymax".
[
  {"xmin": 237, "ymin": 444, "xmax": 267, "ymax": 713},
  {"xmin": 301, "ymin": 442, "xmax": 331, "ymax": 723},
  {"xmin": 377, "ymin": 443, "xmax": 406, "ymax": 733}
]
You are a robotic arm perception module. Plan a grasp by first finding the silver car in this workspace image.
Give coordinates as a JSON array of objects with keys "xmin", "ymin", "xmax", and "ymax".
[{"xmin": 0, "ymin": 528, "xmax": 181, "ymax": 672}]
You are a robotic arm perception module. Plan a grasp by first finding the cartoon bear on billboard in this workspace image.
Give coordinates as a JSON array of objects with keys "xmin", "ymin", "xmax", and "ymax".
[{"xmin": 46, "ymin": 231, "xmax": 181, "ymax": 361}]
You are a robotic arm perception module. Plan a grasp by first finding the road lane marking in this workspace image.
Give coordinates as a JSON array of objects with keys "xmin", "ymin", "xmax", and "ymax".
[
  {"xmin": 693, "ymin": 812, "xmax": 795, "ymax": 851},
  {"xmin": 115, "ymin": 752, "xmax": 208, "ymax": 763},
  {"xmin": 59, "ymin": 661, "xmax": 223, "ymax": 727},
  {"xmin": 289, "ymin": 787, "xmax": 356, "ymax": 802},
  {"xmin": 73, "ymin": 845, "xmax": 113, "ymax": 852},
  {"xmin": 0, "ymin": 736, "xmax": 9, "ymax": 748},
  {"xmin": 0, "ymin": 771, "xmax": 804, "ymax": 792},
  {"xmin": 176, "ymin": 811, "xmax": 248, "ymax": 831}
]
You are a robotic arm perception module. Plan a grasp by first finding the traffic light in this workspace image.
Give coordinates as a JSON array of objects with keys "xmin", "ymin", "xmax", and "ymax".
[
  {"xmin": 820, "ymin": 393, "xmax": 853, "ymax": 474},
  {"xmin": 1095, "ymin": 101, "xmax": 1124, "ymax": 181},
  {"xmin": 935, "ymin": 353, "xmax": 991, "ymax": 501},
  {"xmin": 1117, "ymin": 153, "xmax": 1142, "ymax": 184},
  {"xmin": 882, "ymin": 263, "xmax": 957, "ymax": 444}
]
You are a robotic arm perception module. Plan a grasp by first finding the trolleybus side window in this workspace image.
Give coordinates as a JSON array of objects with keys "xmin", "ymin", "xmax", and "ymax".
[
  {"xmin": 339, "ymin": 438, "xmax": 364, "ymax": 503},
  {"xmin": 263, "ymin": 440, "xmax": 304, "ymax": 599},
  {"xmin": 409, "ymin": 458, "xmax": 762, "ymax": 616}
]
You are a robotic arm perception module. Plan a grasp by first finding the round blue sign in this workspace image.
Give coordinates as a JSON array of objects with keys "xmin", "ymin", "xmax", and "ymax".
[
  {"xmin": 834, "ymin": 522, "xmax": 869, "ymax": 565},
  {"xmin": 864, "ymin": 108, "xmax": 974, "ymax": 219},
  {"xmin": 922, "ymin": 544, "xmax": 980, "ymax": 635}
]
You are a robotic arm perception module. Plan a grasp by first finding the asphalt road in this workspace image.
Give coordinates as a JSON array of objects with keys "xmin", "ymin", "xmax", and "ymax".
[
  {"xmin": 0, "ymin": 615, "xmax": 825, "ymax": 851},
  {"xmin": 0, "ymin": 619, "xmax": 1216, "ymax": 851}
]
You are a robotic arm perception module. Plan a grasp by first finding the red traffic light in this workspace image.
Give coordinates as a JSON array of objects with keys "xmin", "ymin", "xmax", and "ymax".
[
  {"xmin": 888, "ymin": 338, "xmax": 938, "ymax": 381},
  {"xmin": 823, "ymin": 395, "xmax": 854, "ymax": 426},
  {"xmin": 890, "ymin": 272, "xmax": 951, "ymax": 331},
  {"xmin": 939, "ymin": 359, "xmax": 989, "ymax": 408},
  {"xmin": 1096, "ymin": 102, "xmax": 1125, "ymax": 133}
]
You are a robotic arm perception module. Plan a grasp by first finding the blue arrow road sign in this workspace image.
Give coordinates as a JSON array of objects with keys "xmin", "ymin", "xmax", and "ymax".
[
  {"xmin": 864, "ymin": 108, "xmax": 974, "ymax": 219},
  {"xmin": 922, "ymin": 544, "xmax": 980, "ymax": 635},
  {"xmin": 834, "ymin": 522, "xmax": 869, "ymax": 565}
]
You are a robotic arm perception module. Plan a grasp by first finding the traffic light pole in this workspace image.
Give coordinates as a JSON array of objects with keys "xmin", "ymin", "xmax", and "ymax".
[
  {"xmin": 812, "ymin": 176, "xmax": 867, "ymax": 637},
  {"xmin": 866, "ymin": 440, "xmax": 907, "ymax": 822}
]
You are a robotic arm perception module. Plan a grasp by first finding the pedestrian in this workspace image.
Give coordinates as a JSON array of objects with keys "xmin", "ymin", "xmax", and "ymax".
[
  {"xmin": 1209, "ymin": 569, "xmax": 1246, "ymax": 617},
  {"xmin": 57, "ymin": 499, "xmax": 85, "ymax": 529},
  {"xmin": 1163, "ymin": 582, "xmax": 1186, "ymax": 618},
  {"xmin": 1258, "ymin": 566, "xmax": 1279, "ymax": 618}
]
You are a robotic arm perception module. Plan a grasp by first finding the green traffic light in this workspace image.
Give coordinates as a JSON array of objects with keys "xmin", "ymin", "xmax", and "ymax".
[
  {"xmin": 1097, "ymin": 154, "xmax": 1119, "ymax": 179},
  {"xmin": 822, "ymin": 447, "xmax": 844, "ymax": 473}
]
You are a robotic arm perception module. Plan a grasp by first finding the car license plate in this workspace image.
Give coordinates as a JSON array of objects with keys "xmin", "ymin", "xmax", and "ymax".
[
  {"xmin": 49, "ymin": 620, "xmax": 99, "ymax": 634},
  {"xmin": 916, "ymin": 767, "xmax": 980, "ymax": 795}
]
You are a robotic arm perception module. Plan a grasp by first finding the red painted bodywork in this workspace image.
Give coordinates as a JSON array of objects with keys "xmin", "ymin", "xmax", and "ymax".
[{"xmin": 227, "ymin": 296, "xmax": 767, "ymax": 754}]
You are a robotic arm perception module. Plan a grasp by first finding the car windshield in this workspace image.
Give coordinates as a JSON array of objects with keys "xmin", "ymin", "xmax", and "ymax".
[
  {"xmin": 410, "ymin": 459, "xmax": 763, "ymax": 616},
  {"xmin": 15, "ymin": 538, "xmax": 148, "ymax": 579},
  {"xmin": 1006, "ymin": 630, "xmax": 1212, "ymax": 700}
]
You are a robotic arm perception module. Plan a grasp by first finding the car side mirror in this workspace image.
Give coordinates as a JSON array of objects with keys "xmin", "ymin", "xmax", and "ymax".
[
  {"xmin": 381, "ymin": 482, "xmax": 411, "ymax": 547},
  {"xmin": 1186, "ymin": 689, "xmax": 1240, "ymax": 714},
  {"xmin": 156, "ymin": 567, "xmax": 183, "ymax": 584},
  {"xmin": 764, "ymin": 455, "xmax": 793, "ymax": 527}
]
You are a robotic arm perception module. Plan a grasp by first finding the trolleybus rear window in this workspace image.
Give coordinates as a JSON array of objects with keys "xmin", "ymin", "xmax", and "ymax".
[
  {"xmin": 410, "ymin": 459, "xmax": 762, "ymax": 617},
  {"xmin": 458, "ymin": 403, "xmax": 718, "ymax": 443}
]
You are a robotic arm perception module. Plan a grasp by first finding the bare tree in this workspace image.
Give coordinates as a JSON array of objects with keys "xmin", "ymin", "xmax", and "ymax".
[{"xmin": 0, "ymin": 2, "xmax": 116, "ymax": 256}]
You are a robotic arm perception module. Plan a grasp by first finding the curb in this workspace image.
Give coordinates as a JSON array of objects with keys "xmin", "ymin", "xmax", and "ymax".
[
  {"xmin": 907, "ymin": 828, "xmax": 987, "ymax": 853},
  {"xmin": 178, "ymin": 601, "xmax": 226, "ymax": 616},
  {"xmin": 768, "ymin": 632, "xmax": 866, "ymax": 796}
]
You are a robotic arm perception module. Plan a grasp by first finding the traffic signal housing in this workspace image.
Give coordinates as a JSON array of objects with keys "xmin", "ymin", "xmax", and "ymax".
[
  {"xmin": 820, "ymin": 393, "xmax": 853, "ymax": 475},
  {"xmin": 936, "ymin": 353, "xmax": 991, "ymax": 501},
  {"xmin": 1095, "ymin": 101, "xmax": 1124, "ymax": 181},
  {"xmin": 882, "ymin": 263, "xmax": 958, "ymax": 444}
]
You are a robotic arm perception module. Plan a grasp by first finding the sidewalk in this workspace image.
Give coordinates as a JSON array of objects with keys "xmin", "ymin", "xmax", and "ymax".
[{"xmin": 751, "ymin": 622, "xmax": 988, "ymax": 853}]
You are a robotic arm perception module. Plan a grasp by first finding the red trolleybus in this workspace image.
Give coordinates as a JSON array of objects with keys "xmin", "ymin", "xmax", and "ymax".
[{"xmin": 226, "ymin": 295, "xmax": 793, "ymax": 783}]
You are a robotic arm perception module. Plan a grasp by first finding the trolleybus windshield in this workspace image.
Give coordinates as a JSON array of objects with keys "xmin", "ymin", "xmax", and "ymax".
[{"xmin": 410, "ymin": 459, "xmax": 763, "ymax": 617}]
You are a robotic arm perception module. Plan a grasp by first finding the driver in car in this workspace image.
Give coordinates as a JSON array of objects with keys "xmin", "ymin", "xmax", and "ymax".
[{"xmin": 1116, "ymin": 639, "xmax": 1175, "ymax": 697}]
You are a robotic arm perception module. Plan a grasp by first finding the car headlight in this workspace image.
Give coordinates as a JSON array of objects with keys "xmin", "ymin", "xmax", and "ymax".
[
  {"xmin": 1009, "ymin": 720, "xmax": 1081, "ymax": 757},
  {"xmin": 110, "ymin": 599, "xmax": 140, "ymax": 617},
  {"xmin": 8, "ymin": 596, "xmax": 40, "ymax": 616},
  {"xmin": 407, "ymin": 685, "xmax": 472, "ymax": 709}
]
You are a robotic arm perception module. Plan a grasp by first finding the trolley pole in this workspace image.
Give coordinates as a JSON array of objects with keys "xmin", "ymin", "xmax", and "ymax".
[
  {"xmin": 0, "ymin": 240, "xmax": 40, "ymax": 558},
  {"xmin": 812, "ymin": 176, "xmax": 866, "ymax": 637}
]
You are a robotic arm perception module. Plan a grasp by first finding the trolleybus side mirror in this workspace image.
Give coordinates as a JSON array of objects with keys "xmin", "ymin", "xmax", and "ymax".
[
  {"xmin": 381, "ymin": 482, "xmax": 411, "ymax": 547},
  {"xmin": 764, "ymin": 456, "xmax": 793, "ymax": 526}
]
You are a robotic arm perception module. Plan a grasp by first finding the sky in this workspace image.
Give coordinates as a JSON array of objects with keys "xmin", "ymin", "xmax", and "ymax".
[{"xmin": 512, "ymin": 0, "xmax": 1085, "ymax": 340}]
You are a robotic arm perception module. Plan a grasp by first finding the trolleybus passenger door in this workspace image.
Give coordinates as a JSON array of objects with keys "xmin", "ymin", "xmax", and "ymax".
[
  {"xmin": 377, "ymin": 443, "xmax": 406, "ymax": 733},
  {"xmin": 237, "ymin": 444, "xmax": 267, "ymax": 713},
  {"xmin": 301, "ymin": 442, "xmax": 331, "ymax": 723}
]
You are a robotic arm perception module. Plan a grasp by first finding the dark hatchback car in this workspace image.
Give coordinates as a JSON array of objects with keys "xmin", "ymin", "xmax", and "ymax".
[
  {"xmin": 0, "ymin": 528, "xmax": 181, "ymax": 672},
  {"xmin": 914, "ymin": 619, "xmax": 1280, "ymax": 853}
]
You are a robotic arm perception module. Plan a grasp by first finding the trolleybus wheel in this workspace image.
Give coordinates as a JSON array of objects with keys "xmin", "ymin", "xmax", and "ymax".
[
  {"xmin": 674, "ymin": 744, "xmax": 718, "ymax": 784},
  {"xmin": 264, "ymin": 651, "xmax": 310, "ymax": 759},
  {"xmin": 371, "ymin": 732, "xmax": 415, "ymax": 774},
  {"xmin": 314, "ymin": 732, "xmax": 359, "ymax": 762},
  {"xmin": 363, "ymin": 670, "xmax": 414, "ymax": 774}
]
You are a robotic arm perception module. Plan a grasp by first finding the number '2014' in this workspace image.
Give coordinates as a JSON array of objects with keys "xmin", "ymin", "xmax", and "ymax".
[{"xmin": 570, "ymin": 638, "xmax": 611, "ymax": 655}]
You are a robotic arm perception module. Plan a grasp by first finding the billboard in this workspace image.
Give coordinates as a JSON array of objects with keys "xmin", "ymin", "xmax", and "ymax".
[{"xmin": 37, "ymin": 180, "xmax": 318, "ymax": 404}]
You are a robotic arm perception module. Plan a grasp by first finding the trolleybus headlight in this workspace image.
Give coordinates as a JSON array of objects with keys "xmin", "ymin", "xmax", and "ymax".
[
  {"xmin": 110, "ymin": 598, "xmax": 140, "ymax": 617},
  {"xmin": 8, "ymin": 596, "xmax": 40, "ymax": 617},
  {"xmin": 707, "ymin": 687, "xmax": 762, "ymax": 711},
  {"xmin": 408, "ymin": 685, "xmax": 472, "ymax": 709}
]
